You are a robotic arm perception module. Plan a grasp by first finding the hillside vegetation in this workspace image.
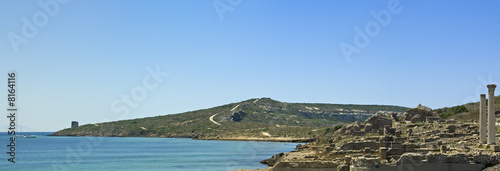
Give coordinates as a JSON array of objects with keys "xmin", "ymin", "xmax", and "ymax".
[
  {"xmin": 437, "ymin": 95, "xmax": 500, "ymax": 122},
  {"xmin": 51, "ymin": 98, "xmax": 408, "ymax": 141}
]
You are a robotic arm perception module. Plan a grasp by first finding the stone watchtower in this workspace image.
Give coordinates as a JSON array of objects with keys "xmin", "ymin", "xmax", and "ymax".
[{"xmin": 71, "ymin": 121, "xmax": 79, "ymax": 128}]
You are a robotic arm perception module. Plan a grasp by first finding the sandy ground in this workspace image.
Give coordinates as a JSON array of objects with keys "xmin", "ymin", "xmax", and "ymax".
[{"xmin": 209, "ymin": 113, "xmax": 222, "ymax": 125}]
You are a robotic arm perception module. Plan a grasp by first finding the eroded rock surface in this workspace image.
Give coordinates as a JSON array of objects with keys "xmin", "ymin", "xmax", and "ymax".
[{"xmin": 259, "ymin": 104, "xmax": 500, "ymax": 171}]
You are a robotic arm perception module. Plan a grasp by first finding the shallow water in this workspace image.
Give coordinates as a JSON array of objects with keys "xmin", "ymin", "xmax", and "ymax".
[{"xmin": 0, "ymin": 132, "xmax": 300, "ymax": 171}]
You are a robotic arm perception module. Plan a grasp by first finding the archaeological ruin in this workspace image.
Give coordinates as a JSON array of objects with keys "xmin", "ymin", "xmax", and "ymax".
[{"xmin": 263, "ymin": 84, "xmax": 499, "ymax": 171}]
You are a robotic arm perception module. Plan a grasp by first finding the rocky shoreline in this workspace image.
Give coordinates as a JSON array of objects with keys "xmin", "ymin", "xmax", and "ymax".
[
  {"xmin": 255, "ymin": 104, "xmax": 500, "ymax": 171},
  {"xmin": 49, "ymin": 133, "xmax": 315, "ymax": 143}
]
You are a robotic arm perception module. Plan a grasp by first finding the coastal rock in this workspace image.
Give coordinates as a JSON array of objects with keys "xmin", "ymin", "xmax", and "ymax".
[{"xmin": 260, "ymin": 152, "xmax": 284, "ymax": 166}]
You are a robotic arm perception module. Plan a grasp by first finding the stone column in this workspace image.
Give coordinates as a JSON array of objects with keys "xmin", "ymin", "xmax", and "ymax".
[
  {"xmin": 487, "ymin": 84, "xmax": 496, "ymax": 145},
  {"xmin": 480, "ymin": 94, "xmax": 487, "ymax": 144}
]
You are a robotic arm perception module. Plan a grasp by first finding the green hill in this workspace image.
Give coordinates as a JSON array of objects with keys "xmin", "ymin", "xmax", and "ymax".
[
  {"xmin": 437, "ymin": 95, "xmax": 500, "ymax": 122},
  {"xmin": 51, "ymin": 98, "xmax": 408, "ymax": 141}
]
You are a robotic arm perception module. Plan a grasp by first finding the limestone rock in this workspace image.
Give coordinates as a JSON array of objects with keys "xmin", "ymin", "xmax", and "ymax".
[
  {"xmin": 400, "ymin": 104, "xmax": 436, "ymax": 122},
  {"xmin": 411, "ymin": 114, "xmax": 424, "ymax": 123},
  {"xmin": 260, "ymin": 152, "xmax": 284, "ymax": 166},
  {"xmin": 417, "ymin": 104, "xmax": 432, "ymax": 112},
  {"xmin": 364, "ymin": 113, "xmax": 393, "ymax": 130}
]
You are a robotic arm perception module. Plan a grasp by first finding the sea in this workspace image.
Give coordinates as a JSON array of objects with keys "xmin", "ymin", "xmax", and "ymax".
[{"xmin": 0, "ymin": 132, "xmax": 301, "ymax": 171}]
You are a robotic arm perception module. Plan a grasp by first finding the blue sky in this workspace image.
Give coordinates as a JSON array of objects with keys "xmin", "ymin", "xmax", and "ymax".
[{"xmin": 1, "ymin": 0, "xmax": 499, "ymax": 131}]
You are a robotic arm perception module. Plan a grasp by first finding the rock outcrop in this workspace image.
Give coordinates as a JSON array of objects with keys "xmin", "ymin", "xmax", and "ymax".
[
  {"xmin": 364, "ymin": 112, "xmax": 393, "ymax": 130},
  {"xmin": 231, "ymin": 111, "xmax": 247, "ymax": 122},
  {"xmin": 262, "ymin": 103, "xmax": 500, "ymax": 171},
  {"xmin": 260, "ymin": 152, "xmax": 284, "ymax": 166},
  {"xmin": 400, "ymin": 104, "xmax": 440, "ymax": 123}
]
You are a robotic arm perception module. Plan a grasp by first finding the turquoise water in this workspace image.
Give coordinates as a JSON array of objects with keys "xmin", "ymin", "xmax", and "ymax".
[{"xmin": 1, "ymin": 132, "xmax": 300, "ymax": 171}]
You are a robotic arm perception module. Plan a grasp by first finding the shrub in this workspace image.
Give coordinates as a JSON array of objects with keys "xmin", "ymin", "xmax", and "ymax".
[
  {"xmin": 451, "ymin": 106, "xmax": 467, "ymax": 114},
  {"xmin": 438, "ymin": 105, "xmax": 468, "ymax": 119}
]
